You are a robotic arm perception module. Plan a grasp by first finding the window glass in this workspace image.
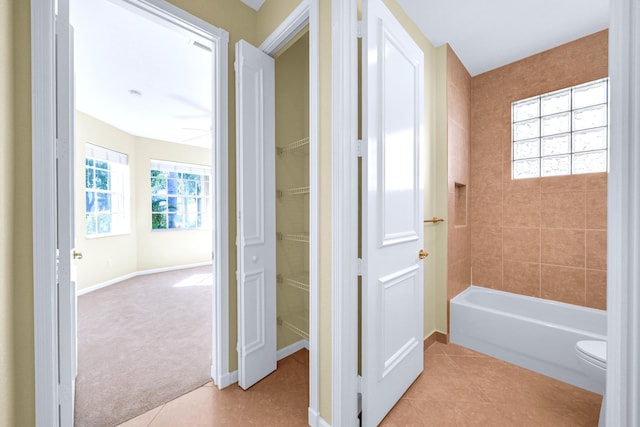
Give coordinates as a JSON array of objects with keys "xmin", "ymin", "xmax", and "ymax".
[
  {"xmin": 150, "ymin": 161, "xmax": 211, "ymax": 230},
  {"xmin": 85, "ymin": 144, "xmax": 129, "ymax": 237},
  {"xmin": 511, "ymin": 78, "xmax": 609, "ymax": 179}
]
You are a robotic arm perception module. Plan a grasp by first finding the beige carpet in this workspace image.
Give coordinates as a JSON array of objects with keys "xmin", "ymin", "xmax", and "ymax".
[{"xmin": 74, "ymin": 266, "xmax": 213, "ymax": 427}]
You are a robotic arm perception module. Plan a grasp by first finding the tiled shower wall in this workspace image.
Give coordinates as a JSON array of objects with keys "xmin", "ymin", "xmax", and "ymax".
[
  {"xmin": 447, "ymin": 46, "xmax": 472, "ymax": 300},
  {"xmin": 469, "ymin": 30, "xmax": 608, "ymax": 309}
]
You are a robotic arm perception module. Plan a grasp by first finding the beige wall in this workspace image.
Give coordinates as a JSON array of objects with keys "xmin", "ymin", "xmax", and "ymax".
[
  {"xmin": 74, "ymin": 112, "xmax": 212, "ymax": 291},
  {"xmin": 275, "ymin": 32, "xmax": 310, "ymax": 350},
  {"xmin": 75, "ymin": 113, "xmax": 139, "ymax": 289},
  {"xmin": 134, "ymin": 137, "xmax": 212, "ymax": 271},
  {"xmin": 0, "ymin": 0, "xmax": 14, "ymax": 424},
  {"xmin": 433, "ymin": 45, "xmax": 449, "ymax": 333},
  {"xmin": 470, "ymin": 30, "xmax": 609, "ymax": 309},
  {"xmin": 13, "ymin": 0, "xmax": 35, "ymax": 423},
  {"xmin": 446, "ymin": 46, "xmax": 472, "ymax": 305}
]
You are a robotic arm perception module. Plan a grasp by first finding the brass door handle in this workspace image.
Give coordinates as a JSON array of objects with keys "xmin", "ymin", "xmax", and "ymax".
[
  {"xmin": 73, "ymin": 250, "xmax": 83, "ymax": 260},
  {"xmin": 419, "ymin": 249, "xmax": 428, "ymax": 259}
]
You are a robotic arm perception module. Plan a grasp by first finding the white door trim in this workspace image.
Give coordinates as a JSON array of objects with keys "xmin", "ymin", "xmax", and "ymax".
[
  {"xmin": 607, "ymin": 0, "xmax": 640, "ymax": 425},
  {"xmin": 330, "ymin": 0, "xmax": 359, "ymax": 426},
  {"xmin": 31, "ymin": 0, "xmax": 59, "ymax": 423},
  {"xmin": 255, "ymin": 1, "xmax": 321, "ymax": 423},
  {"xmin": 31, "ymin": 0, "xmax": 229, "ymax": 424}
]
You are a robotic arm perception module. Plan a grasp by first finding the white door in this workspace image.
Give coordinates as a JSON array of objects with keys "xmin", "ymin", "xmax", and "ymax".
[
  {"xmin": 56, "ymin": 2, "xmax": 78, "ymax": 425},
  {"xmin": 361, "ymin": 0, "xmax": 425, "ymax": 425},
  {"xmin": 235, "ymin": 39, "xmax": 277, "ymax": 390}
]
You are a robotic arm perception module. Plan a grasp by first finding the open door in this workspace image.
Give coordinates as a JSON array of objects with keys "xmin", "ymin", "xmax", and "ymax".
[
  {"xmin": 361, "ymin": 0, "xmax": 425, "ymax": 425},
  {"xmin": 235, "ymin": 39, "xmax": 277, "ymax": 390},
  {"xmin": 56, "ymin": 1, "xmax": 78, "ymax": 424}
]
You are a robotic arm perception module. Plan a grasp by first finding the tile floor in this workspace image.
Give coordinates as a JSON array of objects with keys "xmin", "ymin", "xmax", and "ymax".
[{"xmin": 118, "ymin": 343, "xmax": 602, "ymax": 427}]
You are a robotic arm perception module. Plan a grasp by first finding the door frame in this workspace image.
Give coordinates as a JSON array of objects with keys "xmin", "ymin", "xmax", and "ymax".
[
  {"xmin": 330, "ymin": 0, "xmax": 359, "ymax": 426},
  {"xmin": 249, "ymin": 1, "xmax": 322, "ymax": 423},
  {"xmin": 31, "ymin": 0, "xmax": 229, "ymax": 424}
]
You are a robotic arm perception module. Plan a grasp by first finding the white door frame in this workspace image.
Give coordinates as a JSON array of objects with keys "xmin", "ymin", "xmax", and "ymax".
[
  {"xmin": 257, "ymin": 1, "xmax": 322, "ymax": 423},
  {"xmin": 330, "ymin": 0, "xmax": 359, "ymax": 426},
  {"xmin": 31, "ymin": 0, "xmax": 228, "ymax": 424},
  {"xmin": 606, "ymin": 0, "xmax": 640, "ymax": 425}
]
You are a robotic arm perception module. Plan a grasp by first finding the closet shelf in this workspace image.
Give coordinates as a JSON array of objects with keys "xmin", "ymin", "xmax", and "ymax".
[
  {"xmin": 277, "ymin": 186, "xmax": 310, "ymax": 198},
  {"xmin": 277, "ymin": 274, "xmax": 310, "ymax": 292},
  {"xmin": 280, "ymin": 313, "xmax": 309, "ymax": 340},
  {"xmin": 277, "ymin": 137, "xmax": 309, "ymax": 155},
  {"xmin": 277, "ymin": 232, "xmax": 309, "ymax": 243}
]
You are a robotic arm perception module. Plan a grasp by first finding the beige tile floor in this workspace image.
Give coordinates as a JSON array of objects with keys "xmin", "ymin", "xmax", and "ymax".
[{"xmin": 118, "ymin": 343, "xmax": 601, "ymax": 427}]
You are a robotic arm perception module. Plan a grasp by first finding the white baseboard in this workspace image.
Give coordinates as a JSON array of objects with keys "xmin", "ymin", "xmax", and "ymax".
[
  {"xmin": 77, "ymin": 261, "xmax": 212, "ymax": 296},
  {"xmin": 308, "ymin": 408, "xmax": 331, "ymax": 427},
  {"xmin": 277, "ymin": 339, "xmax": 309, "ymax": 361},
  {"xmin": 214, "ymin": 370, "xmax": 238, "ymax": 389}
]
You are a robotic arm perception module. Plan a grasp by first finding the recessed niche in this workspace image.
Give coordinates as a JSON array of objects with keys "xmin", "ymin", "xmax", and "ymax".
[{"xmin": 455, "ymin": 182, "xmax": 467, "ymax": 226}]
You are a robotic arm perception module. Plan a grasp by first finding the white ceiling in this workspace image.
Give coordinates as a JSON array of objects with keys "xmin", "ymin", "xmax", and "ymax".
[
  {"xmin": 396, "ymin": 0, "xmax": 609, "ymax": 76},
  {"xmin": 71, "ymin": 0, "xmax": 212, "ymax": 148}
]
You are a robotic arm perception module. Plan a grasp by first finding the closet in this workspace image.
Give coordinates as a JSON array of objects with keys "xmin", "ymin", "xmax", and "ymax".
[{"xmin": 274, "ymin": 31, "xmax": 310, "ymax": 352}]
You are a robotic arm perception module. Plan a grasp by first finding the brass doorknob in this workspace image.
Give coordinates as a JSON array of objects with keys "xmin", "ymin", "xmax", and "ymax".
[
  {"xmin": 418, "ymin": 249, "xmax": 428, "ymax": 259},
  {"xmin": 73, "ymin": 250, "xmax": 83, "ymax": 260}
]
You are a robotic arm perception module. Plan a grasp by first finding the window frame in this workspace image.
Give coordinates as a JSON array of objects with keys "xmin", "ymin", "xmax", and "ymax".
[
  {"xmin": 511, "ymin": 77, "xmax": 610, "ymax": 180},
  {"xmin": 149, "ymin": 160, "xmax": 212, "ymax": 231},
  {"xmin": 84, "ymin": 144, "xmax": 130, "ymax": 238}
]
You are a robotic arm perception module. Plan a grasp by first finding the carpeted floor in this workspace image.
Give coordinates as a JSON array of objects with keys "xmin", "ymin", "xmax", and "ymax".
[{"xmin": 74, "ymin": 266, "xmax": 213, "ymax": 427}]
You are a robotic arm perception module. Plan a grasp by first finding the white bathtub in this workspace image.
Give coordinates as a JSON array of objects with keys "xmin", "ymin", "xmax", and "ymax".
[{"xmin": 450, "ymin": 286, "xmax": 607, "ymax": 394}]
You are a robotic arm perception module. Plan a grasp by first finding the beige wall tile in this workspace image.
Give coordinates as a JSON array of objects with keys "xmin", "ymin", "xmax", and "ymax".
[
  {"xmin": 471, "ymin": 255, "xmax": 503, "ymax": 289},
  {"xmin": 541, "ymin": 175, "xmax": 586, "ymax": 194},
  {"xmin": 586, "ymin": 230, "xmax": 607, "ymax": 270},
  {"xmin": 471, "ymin": 163, "xmax": 503, "ymax": 195},
  {"xmin": 587, "ymin": 191, "xmax": 607, "ymax": 230},
  {"xmin": 471, "ymin": 226, "xmax": 502, "ymax": 260},
  {"xmin": 586, "ymin": 173, "xmax": 607, "ymax": 192},
  {"xmin": 541, "ymin": 265, "xmax": 586, "ymax": 305},
  {"xmin": 503, "ymin": 192, "xmax": 541, "ymax": 228},
  {"xmin": 502, "ymin": 227, "xmax": 540, "ymax": 263},
  {"xmin": 586, "ymin": 269, "xmax": 607, "ymax": 310},
  {"xmin": 469, "ymin": 191, "xmax": 502, "ymax": 227},
  {"xmin": 541, "ymin": 229, "xmax": 585, "ymax": 268},
  {"xmin": 503, "ymin": 260, "xmax": 541, "ymax": 297},
  {"xmin": 540, "ymin": 192, "xmax": 586, "ymax": 229}
]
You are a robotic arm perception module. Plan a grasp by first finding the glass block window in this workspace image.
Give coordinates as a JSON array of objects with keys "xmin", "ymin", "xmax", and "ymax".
[
  {"xmin": 150, "ymin": 160, "xmax": 211, "ymax": 230},
  {"xmin": 85, "ymin": 144, "xmax": 130, "ymax": 237},
  {"xmin": 511, "ymin": 78, "xmax": 609, "ymax": 179}
]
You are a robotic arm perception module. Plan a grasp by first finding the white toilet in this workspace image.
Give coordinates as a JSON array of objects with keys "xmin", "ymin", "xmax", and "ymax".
[{"xmin": 575, "ymin": 340, "xmax": 607, "ymax": 427}]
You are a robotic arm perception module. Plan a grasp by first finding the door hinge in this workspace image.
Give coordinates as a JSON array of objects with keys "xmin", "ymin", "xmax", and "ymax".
[
  {"xmin": 357, "ymin": 258, "xmax": 363, "ymax": 276},
  {"xmin": 211, "ymin": 251, "xmax": 215, "ymax": 260},
  {"xmin": 357, "ymin": 21, "xmax": 363, "ymax": 39},
  {"xmin": 357, "ymin": 139, "xmax": 365, "ymax": 158}
]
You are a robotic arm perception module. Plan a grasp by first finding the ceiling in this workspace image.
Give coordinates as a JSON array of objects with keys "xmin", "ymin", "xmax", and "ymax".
[
  {"xmin": 71, "ymin": 0, "xmax": 212, "ymax": 148},
  {"xmin": 71, "ymin": 0, "xmax": 609, "ymax": 147},
  {"xmin": 395, "ymin": 0, "xmax": 609, "ymax": 76}
]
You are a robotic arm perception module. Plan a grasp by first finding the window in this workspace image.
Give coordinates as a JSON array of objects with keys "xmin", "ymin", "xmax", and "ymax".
[
  {"xmin": 85, "ymin": 144, "xmax": 129, "ymax": 237},
  {"xmin": 511, "ymin": 78, "xmax": 609, "ymax": 179},
  {"xmin": 150, "ymin": 160, "xmax": 211, "ymax": 230}
]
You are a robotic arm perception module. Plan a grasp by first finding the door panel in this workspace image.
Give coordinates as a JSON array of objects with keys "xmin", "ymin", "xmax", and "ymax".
[
  {"xmin": 362, "ymin": 0, "xmax": 425, "ymax": 425},
  {"xmin": 235, "ymin": 39, "xmax": 277, "ymax": 390}
]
